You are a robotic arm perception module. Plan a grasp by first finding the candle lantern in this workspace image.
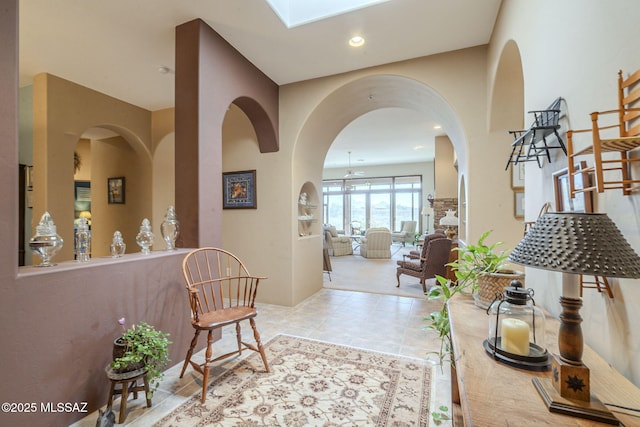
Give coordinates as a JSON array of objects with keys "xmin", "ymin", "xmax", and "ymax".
[{"xmin": 484, "ymin": 280, "xmax": 550, "ymax": 371}]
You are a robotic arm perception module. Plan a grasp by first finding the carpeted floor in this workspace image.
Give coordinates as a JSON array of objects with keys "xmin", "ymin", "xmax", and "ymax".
[
  {"xmin": 324, "ymin": 244, "xmax": 436, "ymax": 298},
  {"xmin": 154, "ymin": 334, "xmax": 433, "ymax": 427}
]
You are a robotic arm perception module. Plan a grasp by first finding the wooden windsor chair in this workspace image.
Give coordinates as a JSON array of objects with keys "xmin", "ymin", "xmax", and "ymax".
[{"xmin": 179, "ymin": 247, "xmax": 270, "ymax": 403}]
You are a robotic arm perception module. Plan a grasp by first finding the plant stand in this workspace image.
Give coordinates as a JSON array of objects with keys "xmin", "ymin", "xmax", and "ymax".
[{"xmin": 105, "ymin": 365, "xmax": 151, "ymax": 424}]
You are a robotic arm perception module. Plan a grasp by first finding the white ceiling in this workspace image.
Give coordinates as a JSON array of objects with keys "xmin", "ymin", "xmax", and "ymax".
[{"xmin": 18, "ymin": 0, "xmax": 501, "ymax": 169}]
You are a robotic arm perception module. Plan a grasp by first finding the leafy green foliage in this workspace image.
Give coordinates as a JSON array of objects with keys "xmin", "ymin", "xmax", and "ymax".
[
  {"xmin": 448, "ymin": 229, "xmax": 508, "ymax": 289},
  {"xmin": 424, "ymin": 231, "xmax": 508, "ymax": 367},
  {"xmin": 431, "ymin": 405, "xmax": 451, "ymax": 425},
  {"xmin": 111, "ymin": 321, "xmax": 172, "ymax": 396}
]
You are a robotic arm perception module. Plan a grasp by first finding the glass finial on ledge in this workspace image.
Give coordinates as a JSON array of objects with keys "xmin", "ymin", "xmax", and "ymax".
[
  {"xmin": 75, "ymin": 216, "xmax": 91, "ymax": 262},
  {"xmin": 29, "ymin": 211, "xmax": 64, "ymax": 267},
  {"xmin": 161, "ymin": 205, "xmax": 180, "ymax": 250},
  {"xmin": 135, "ymin": 218, "xmax": 155, "ymax": 255},
  {"xmin": 110, "ymin": 230, "xmax": 126, "ymax": 258}
]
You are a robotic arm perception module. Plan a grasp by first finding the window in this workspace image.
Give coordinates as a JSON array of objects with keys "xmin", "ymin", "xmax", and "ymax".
[{"xmin": 322, "ymin": 175, "xmax": 422, "ymax": 232}]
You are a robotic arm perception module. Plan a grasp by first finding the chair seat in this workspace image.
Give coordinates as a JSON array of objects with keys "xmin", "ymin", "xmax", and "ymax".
[
  {"xmin": 396, "ymin": 260, "xmax": 422, "ymax": 271},
  {"xmin": 194, "ymin": 306, "xmax": 256, "ymax": 329},
  {"xmin": 573, "ymin": 136, "xmax": 640, "ymax": 156}
]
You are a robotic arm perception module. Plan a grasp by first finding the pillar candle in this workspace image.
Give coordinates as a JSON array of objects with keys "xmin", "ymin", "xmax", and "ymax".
[{"xmin": 501, "ymin": 318, "xmax": 530, "ymax": 356}]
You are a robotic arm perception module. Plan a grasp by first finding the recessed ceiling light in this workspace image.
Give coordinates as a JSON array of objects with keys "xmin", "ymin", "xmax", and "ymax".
[
  {"xmin": 433, "ymin": 125, "xmax": 442, "ymax": 130},
  {"xmin": 349, "ymin": 36, "xmax": 365, "ymax": 47},
  {"xmin": 413, "ymin": 145, "xmax": 425, "ymax": 150}
]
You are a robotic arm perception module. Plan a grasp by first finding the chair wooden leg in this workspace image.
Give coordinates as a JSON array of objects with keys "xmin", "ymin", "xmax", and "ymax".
[
  {"xmin": 131, "ymin": 380, "xmax": 138, "ymax": 399},
  {"xmin": 236, "ymin": 322, "xmax": 242, "ymax": 354},
  {"xmin": 250, "ymin": 318, "xmax": 270, "ymax": 373},
  {"xmin": 107, "ymin": 381, "xmax": 116, "ymax": 408},
  {"xmin": 201, "ymin": 330, "xmax": 214, "ymax": 403},
  {"xmin": 143, "ymin": 374, "xmax": 152, "ymax": 408},
  {"xmin": 119, "ymin": 380, "xmax": 129, "ymax": 424},
  {"xmin": 180, "ymin": 329, "xmax": 200, "ymax": 378},
  {"xmin": 396, "ymin": 271, "xmax": 401, "ymax": 287},
  {"xmin": 621, "ymin": 152, "xmax": 631, "ymax": 195},
  {"xmin": 420, "ymin": 278, "xmax": 427, "ymax": 293}
]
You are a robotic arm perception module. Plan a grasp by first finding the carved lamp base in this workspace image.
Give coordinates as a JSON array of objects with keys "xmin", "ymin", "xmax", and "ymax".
[{"xmin": 533, "ymin": 355, "xmax": 619, "ymax": 425}]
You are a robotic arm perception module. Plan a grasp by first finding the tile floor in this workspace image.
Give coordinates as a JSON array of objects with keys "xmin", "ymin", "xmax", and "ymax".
[{"xmin": 73, "ymin": 251, "xmax": 453, "ymax": 426}]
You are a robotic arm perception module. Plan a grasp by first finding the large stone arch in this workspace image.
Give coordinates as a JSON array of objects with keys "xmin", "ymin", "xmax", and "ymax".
[{"xmin": 291, "ymin": 74, "xmax": 467, "ymax": 303}]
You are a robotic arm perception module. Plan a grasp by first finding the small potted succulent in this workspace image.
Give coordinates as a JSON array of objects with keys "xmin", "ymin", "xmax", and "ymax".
[{"xmin": 111, "ymin": 318, "xmax": 172, "ymax": 396}]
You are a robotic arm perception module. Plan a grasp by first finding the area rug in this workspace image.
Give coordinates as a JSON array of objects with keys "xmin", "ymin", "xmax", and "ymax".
[{"xmin": 155, "ymin": 334, "xmax": 433, "ymax": 426}]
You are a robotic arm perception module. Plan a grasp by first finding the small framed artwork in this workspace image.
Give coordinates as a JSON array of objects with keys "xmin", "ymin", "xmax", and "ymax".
[
  {"xmin": 514, "ymin": 191, "xmax": 525, "ymax": 218},
  {"xmin": 511, "ymin": 162, "xmax": 525, "ymax": 189},
  {"xmin": 108, "ymin": 177, "xmax": 125, "ymax": 204},
  {"xmin": 223, "ymin": 170, "xmax": 257, "ymax": 209},
  {"xmin": 553, "ymin": 161, "xmax": 593, "ymax": 213}
]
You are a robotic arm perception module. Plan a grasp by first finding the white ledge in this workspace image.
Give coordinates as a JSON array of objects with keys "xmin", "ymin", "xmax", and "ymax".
[{"xmin": 17, "ymin": 248, "xmax": 193, "ymax": 278}]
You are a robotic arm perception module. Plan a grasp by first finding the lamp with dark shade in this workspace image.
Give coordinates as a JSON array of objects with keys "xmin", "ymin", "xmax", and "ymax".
[{"xmin": 508, "ymin": 212, "xmax": 640, "ymax": 424}]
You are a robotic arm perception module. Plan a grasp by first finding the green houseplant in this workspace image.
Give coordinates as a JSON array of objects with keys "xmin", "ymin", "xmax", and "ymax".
[
  {"xmin": 425, "ymin": 230, "xmax": 513, "ymax": 366},
  {"xmin": 425, "ymin": 230, "xmax": 513, "ymax": 424},
  {"xmin": 111, "ymin": 318, "xmax": 172, "ymax": 396}
]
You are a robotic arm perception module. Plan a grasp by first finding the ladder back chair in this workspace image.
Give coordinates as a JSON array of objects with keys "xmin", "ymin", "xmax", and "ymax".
[
  {"xmin": 567, "ymin": 69, "xmax": 640, "ymax": 196},
  {"xmin": 180, "ymin": 247, "xmax": 270, "ymax": 403},
  {"xmin": 505, "ymin": 97, "xmax": 565, "ymax": 170}
]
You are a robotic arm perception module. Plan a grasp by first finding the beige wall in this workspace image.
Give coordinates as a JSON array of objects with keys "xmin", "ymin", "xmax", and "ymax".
[
  {"xmin": 31, "ymin": 73, "xmax": 154, "ymax": 261},
  {"xmin": 489, "ymin": 0, "xmax": 640, "ymax": 385},
  {"xmin": 434, "ymin": 135, "xmax": 457, "ymax": 199},
  {"xmin": 151, "ymin": 108, "xmax": 176, "ymax": 246}
]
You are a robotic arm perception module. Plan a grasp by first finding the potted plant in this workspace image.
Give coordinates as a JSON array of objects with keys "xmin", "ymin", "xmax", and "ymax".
[
  {"xmin": 111, "ymin": 318, "xmax": 172, "ymax": 396},
  {"xmin": 425, "ymin": 230, "xmax": 522, "ymax": 365},
  {"xmin": 425, "ymin": 230, "xmax": 518, "ymax": 424}
]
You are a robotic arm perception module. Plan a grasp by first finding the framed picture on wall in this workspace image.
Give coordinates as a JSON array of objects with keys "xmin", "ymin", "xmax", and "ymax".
[
  {"xmin": 108, "ymin": 177, "xmax": 125, "ymax": 204},
  {"xmin": 222, "ymin": 170, "xmax": 257, "ymax": 209},
  {"xmin": 553, "ymin": 161, "xmax": 593, "ymax": 213},
  {"xmin": 511, "ymin": 162, "xmax": 525, "ymax": 189},
  {"xmin": 514, "ymin": 191, "xmax": 525, "ymax": 218}
]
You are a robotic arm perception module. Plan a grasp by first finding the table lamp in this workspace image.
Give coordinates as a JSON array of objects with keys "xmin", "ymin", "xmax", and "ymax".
[
  {"xmin": 439, "ymin": 209, "xmax": 458, "ymax": 239},
  {"xmin": 508, "ymin": 212, "xmax": 640, "ymax": 424}
]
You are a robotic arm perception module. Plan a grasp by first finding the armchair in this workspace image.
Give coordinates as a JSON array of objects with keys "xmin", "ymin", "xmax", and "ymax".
[
  {"xmin": 396, "ymin": 233, "xmax": 452, "ymax": 292},
  {"xmin": 359, "ymin": 227, "xmax": 392, "ymax": 259},
  {"xmin": 391, "ymin": 220, "xmax": 417, "ymax": 246},
  {"xmin": 410, "ymin": 229, "xmax": 446, "ymax": 258},
  {"xmin": 323, "ymin": 225, "xmax": 353, "ymax": 256}
]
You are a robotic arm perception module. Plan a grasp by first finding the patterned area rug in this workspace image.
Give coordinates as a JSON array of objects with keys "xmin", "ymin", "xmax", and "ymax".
[{"xmin": 155, "ymin": 335, "xmax": 432, "ymax": 426}]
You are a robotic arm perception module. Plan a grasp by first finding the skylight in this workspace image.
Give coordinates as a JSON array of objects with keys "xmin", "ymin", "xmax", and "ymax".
[{"xmin": 264, "ymin": 0, "xmax": 393, "ymax": 28}]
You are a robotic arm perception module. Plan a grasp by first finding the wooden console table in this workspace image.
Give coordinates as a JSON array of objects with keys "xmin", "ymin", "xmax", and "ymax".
[{"xmin": 448, "ymin": 294, "xmax": 640, "ymax": 426}]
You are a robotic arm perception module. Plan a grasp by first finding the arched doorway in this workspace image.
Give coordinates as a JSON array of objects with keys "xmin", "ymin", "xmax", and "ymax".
[{"xmin": 291, "ymin": 74, "xmax": 467, "ymax": 303}]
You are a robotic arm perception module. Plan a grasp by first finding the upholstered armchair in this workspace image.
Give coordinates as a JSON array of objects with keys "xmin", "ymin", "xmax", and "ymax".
[
  {"xmin": 396, "ymin": 233, "xmax": 452, "ymax": 292},
  {"xmin": 391, "ymin": 220, "xmax": 417, "ymax": 246},
  {"xmin": 323, "ymin": 225, "xmax": 353, "ymax": 256},
  {"xmin": 359, "ymin": 227, "xmax": 392, "ymax": 259},
  {"xmin": 411, "ymin": 229, "xmax": 446, "ymax": 258}
]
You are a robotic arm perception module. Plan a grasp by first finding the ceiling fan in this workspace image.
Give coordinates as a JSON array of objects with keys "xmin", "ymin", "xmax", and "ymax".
[{"xmin": 344, "ymin": 151, "xmax": 365, "ymax": 178}]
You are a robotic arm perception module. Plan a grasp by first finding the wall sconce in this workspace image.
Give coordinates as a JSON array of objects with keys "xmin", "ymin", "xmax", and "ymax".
[{"xmin": 427, "ymin": 193, "xmax": 435, "ymax": 208}]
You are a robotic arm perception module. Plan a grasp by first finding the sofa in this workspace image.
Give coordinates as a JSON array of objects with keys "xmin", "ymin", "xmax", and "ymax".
[
  {"xmin": 323, "ymin": 225, "xmax": 353, "ymax": 256},
  {"xmin": 359, "ymin": 227, "xmax": 392, "ymax": 259}
]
